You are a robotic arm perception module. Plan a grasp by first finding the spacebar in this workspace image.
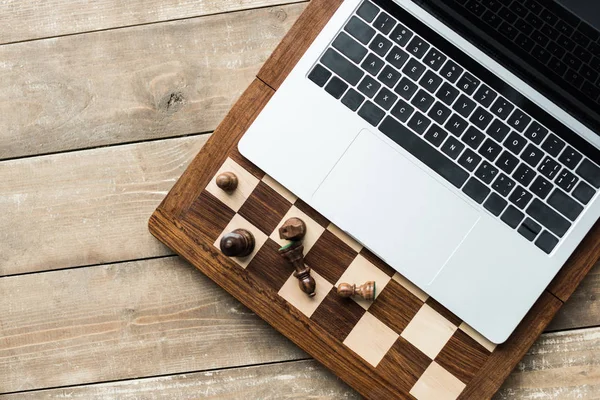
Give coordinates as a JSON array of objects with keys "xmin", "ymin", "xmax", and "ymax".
[{"xmin": 379, "ymin": 116, "xmax": 469, "ymax": 188}]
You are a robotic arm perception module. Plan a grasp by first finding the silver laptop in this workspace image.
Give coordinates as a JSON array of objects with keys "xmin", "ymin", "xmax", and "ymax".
[{"xmin": 238, "ymin": 0, "xmax": 600, "ymax": 343}]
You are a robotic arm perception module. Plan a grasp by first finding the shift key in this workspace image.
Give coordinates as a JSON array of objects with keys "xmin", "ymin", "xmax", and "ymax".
[
  {"xmin": 320, "ymin": 48, "xmax": 364, "ymax": 86},
  {"xmin": 526, "ymin": 198, "xmax": 571, "ymax": 237}
]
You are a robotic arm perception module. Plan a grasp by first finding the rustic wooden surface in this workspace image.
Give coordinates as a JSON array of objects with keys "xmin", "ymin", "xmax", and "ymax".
[{"xmin": 1, "ymin": 0, "xmax": 599, "ymax": 398}]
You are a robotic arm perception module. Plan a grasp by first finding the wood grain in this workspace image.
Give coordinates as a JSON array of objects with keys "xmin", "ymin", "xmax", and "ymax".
[
  {"xmin": 0, "ymin": 3, "xmax": 304, "ymax": 161},
  {"xmin": 0, "ymin": 0, "xmax": 305, "ymax": 45},
  {"xmin": 0, "ymin": 257, "xmax": 305, "ymax": 394},
  {"xmin": 0, "ymin": 136, "xmax": 207, "ymax": 277}
]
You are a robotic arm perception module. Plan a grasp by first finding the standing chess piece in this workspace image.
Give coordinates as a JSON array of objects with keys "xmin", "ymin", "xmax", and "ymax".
[
  {"xmin": 336, "ymin": 281, "xmax": 376, "ymax": 301},
  {"xmin": 216, "ymin": 172, "xmax": 238, "ymax": 192},
  {"xmin": 279, "ymin": 241, "xmax": 316, "ymax": 297},
  {"xmin": 279, "ymin": 217, "xmax": 306, "ymax": 241},
  {"xmin": 220, "ymin": 229, "xmax": 255, "ymax": 257}
]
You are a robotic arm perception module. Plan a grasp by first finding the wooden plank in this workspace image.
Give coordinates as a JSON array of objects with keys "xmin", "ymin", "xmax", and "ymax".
[
  {"xmin": 0, "ymin": 0, "xmax": 305, "ymax": 45},
  {"xmin": 0, "ymin": 136, "xmax": 207, "ymax": 277},
  {"xmin": 0, "ymin": 257, "xmax": 305, "ymax": 394},
  {"xmin": 0, "ymin": 3, "xmax": 305, "ymax": 161}
]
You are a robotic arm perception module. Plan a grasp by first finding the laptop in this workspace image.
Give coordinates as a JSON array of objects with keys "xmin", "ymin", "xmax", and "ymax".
[{"xmin": 238, "ymin": 0, "xmax": 600, "ymax": 344}]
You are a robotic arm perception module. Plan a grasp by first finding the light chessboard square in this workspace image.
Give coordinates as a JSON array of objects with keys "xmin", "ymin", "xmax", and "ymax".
[
  {"xmin": 278, "ymin": 269, "xmax": 332, "ymax": 318},
  {"xmin": 343, "ymin": 312, "xmax": 399, "ymax": 367},
  {"xmin": 401, "ymin": 304, "xmax": 457, "ymax": 359},
  {"xmin": 206, "ymin": 157, "xmax": 260, "ymax": 212},
  {"xmin": 335, "ymin": 254, "xmax": 392, "ymax": 310},
  {"xmin": 270, "ymin": 205, "xmax": 325, "ymax": 252},
  {"xmin": 214, "ymin": 214, "xmax": 268, "ymax": 269},
  {"xmin": 410, "ymin": 362, "xmax": 466, "ymax": 400}
]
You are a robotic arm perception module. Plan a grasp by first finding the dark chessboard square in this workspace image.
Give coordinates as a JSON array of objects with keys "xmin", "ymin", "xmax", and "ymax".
[
  {"xmin": 426, "ymin": 297, "xmax": 462, "ymax": 327},
  {"xmin": 238, "ymin": 181, "xmax": 293, "ymax": 235},
  {"xmin": 294, "ymin": 198, "xmax": 330, "ymax": 228},
  {"xmin": 246, "ymin": 239, "xmax": 295, "ymax": 292},
  {"xmin": 311, "ymin": 288, "xmax": 367, "ymax": 342},
  {"xmin": 435, "ymin": 329, "xmax": 491, "ymax": 384},
  {"xmin": 377, "ymin": 337, "xmax": 431, "ymax": 392},
  {"xmin": 360, "ymin": 248, "xmax": 396, "ymax": 277},
  {"xmin": 185, "ymin": 190, "xmax": 235, "ymax": 242},
  {"xmin": 368, "ymin": 279, "xmax": 423, "ymax": 334},
  {"xmin": 305, "ymin": 230, "xmax": 358, "ymax": 284}
]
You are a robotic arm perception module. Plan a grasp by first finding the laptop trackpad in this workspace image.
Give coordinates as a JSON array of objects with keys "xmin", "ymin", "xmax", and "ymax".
[{"xmin": 311, "ymin": 129, "xmax": 480, "ymax": 286}]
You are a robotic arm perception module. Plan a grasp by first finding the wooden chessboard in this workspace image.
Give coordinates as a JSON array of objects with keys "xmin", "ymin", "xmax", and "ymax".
[{"xmin": 149, "ymin": 0, "xmax": 600, "ymax": 398}]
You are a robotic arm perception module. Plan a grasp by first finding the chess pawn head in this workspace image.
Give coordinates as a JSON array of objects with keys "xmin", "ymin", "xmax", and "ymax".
[
  {"xmin": 220, "ymin": 228, "xmax": 255, "ymax": 257},
  {"xmin": 216, "ymin": 172, "xmax": 238, "ymax": 192}
]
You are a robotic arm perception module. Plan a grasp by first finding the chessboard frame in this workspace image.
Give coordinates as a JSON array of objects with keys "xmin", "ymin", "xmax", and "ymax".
[{"xmin": 149, "ymin": 0, "xmax": 600, "ymax": 398}]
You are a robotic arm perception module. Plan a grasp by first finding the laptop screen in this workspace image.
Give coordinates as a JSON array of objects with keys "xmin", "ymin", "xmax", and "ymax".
[{"xmin": 413, "ymin": 0, "xmax": 600, "ymax": 136}]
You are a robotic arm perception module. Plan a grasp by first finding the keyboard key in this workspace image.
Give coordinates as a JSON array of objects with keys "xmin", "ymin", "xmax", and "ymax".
[
  {"xmin": 395, "ymin": 77, "xmax": 418, "ymax": 100},
  {"xmin": 530, "ymin": 176, "xmax": 552, "ymax": 199},
  {"xmin": 499, "ymin": 22, "xmax": 518, "ymax": 40},
  {"xmin": 436, "ymin": 82, "xmax": 460, "ymax": 106},
  {"xmin": 440, "ymin": 60, "xmax": 464, "ymax": 83},
  {"xmin": 496, "ymin": 151, "xmax": 519, "ymax": 174},
  {"xmin": 509, "ymin": 185, "xmax": 533, "ymax": 209},
  {"xmin": 378, "ymin": 65, "xmax": 401, "ymax": 88},
  {"xmin": 535, "ymin": 231, "xmax": 559, "ymax": 254},
  {"xmin": 407, "ymin": 112, "xmax": 432, "ymax": 135},
  {"xmin": 321, "ymin": 49, "xmax": 364, "ymax": 86},
  {"xmin": 490, "ymin": 97, "xmax": 515, "ymax": 120},
  {"xmin": 523, "ymin": 122, "xmax": 548, "ymax": 145},
  {"xmin": 345, "ymin": 16, "xmax": 376, "ymax": 45},
  {"xmin": 573, "ymin": 181, "xmax": 596, "ymax": 205},
  {"xmin": 478, "ymin": 139, "xmax": 502, "ymax": 162},
  {"xmin": 504, "ymin": 131, "xmax": 527, "ymax": 155},
  {"xmin": 469, "ymin": 107, "xmax": 493, "ymax": 130},
  {"xmin": 374, "ymin": 87, "xmax": 398, "ymax": 110},
  {"xmin": 452, "ymin": 95, "xmax": 476, "ymax": 118},
  {"xmin": 428, "ymin": 101, "xmax": 451, "ymax": 124},
  {"xmin": 332, "ymin": 32, "xmax": 368, "ymax": 63},
  {"xmin": 541, "ymin": 133, "xmax": 565, "ymax": 157},
  {"xmin": 576, "ymin": 159, "xmax": 600, "ymax": 188},
  {"xmin": 403, "ymin": 58, "xmax": 427, "ymax": 81},
  {"xmin": 558, "ymin": 146, "xmax": 583, "ymax": 170},
  {"xmin": 357, "ymin": 1, "xmax": 380, "ymax": 22},
  {"xmin": 538, "ymin": 156, "xmax": 561, "ymax": 180},
  {"xmin": 358, "ymin": 101, "xmax": 385, "ymax": 126},
  {"xmin": 458, "ymin": 148, "xmax": 482, "ymax": 171},
  {"xmin": 407, "ymin": 36, "xmax": 430, "ymax": 59},
  {"xmin": 341, "ymin": 88, "xmax": 365, "ymax": 111},
  {"xmin": 419, "ymin": 71, "xmax": 443, "ymax": 94},
  {"xmin": 441, "ymin": 136, "xmax": 465, "ymax": 160},
  {"xmin": 473, "ymin": 84, "xmax": 497, "ymax": 107},
  {"xmin": 390, "ymin": 23, "xmax": 414, "ymax": 47},
  {"xmin": 486, "ymin": 119, "xmax": 511, "ymax": 142},
  {"xmin": 502, "ymin": 205, "xmax": 525, "ymax": 229},
  {"xmin": 548, "ymin": 189, "xmax": 583, "ymax": 221},
  {"xmin": 357, "ymin": 76, "xmax": 381, "ymax": 98},
  {"xmin": 445, "ymin": 114, "xmax": 469, "ymax": 136},
  {"xmin": 456, "ymin": 72, "xmax": 480, "ymax": 95},
  {"xmin": 506, "ymin": 109, "xmax": 532, "ymax": 133},
  {"xmin": 308, "ymin": 65, "xmax": 331, "ymax": 87},
  {"xmin": 423, "ymin": 48, "xmax": 447, "ymax": 71},
  {"xmin": 493, "ymin": 173, "xmax": 516, "ymax": 197},
  {"xmin": 513, "ymin": 164, "xmax": 536, "ymax": 186},
  {"xmin": 325, "ymin": 76, "xmax": 348, "ymax": 99},
  {"xmin": 373, "ymin": 12, "xmax": 396, "ymax": 34},
  {"xmin": 424, "ymin": 124, "xmax": 448, "ymax": 147},
  {"xmin": 476, "ymin": 161, "xmax": 499, "ymax": 184},
  {"xmin": 361, "ymin": 53, "xmax": 385, "ymax": 75},
  {"xmin": 385, "ymin": 47, "xmax": 410, "ymax": 69},
  {"xmin": 390, "ymin": 98, "xmax": 415, "ymax": 122},
  {"xmin": 463, "ymin": 177, "xmax": 490, "ymax": 203},
  {"xmin": 518, "ymin": 218, "xmax": 542, "ymax": 242},
  {"xmin": 484, "ymin": 192, "xmax": 508, "ymax": 216},
  {"xmin": 555, "ymin": 169, "xmax": 578, "ymax": 192},
  {"xmin": 520, "ymin": 144, "xmax": 544, "ymax": 167},
  {"xmin": 379, "ymin": 117, "xmax": 469, "ymax": 188},
  {"xmin": 462, "ymin": 126, "xmax": 485, "ymax": 150},
  {"xmin": 370, "ymin": 34, "xmax": 393, "ymax": 57},
  {"xmin": 527, "ymin": 198, "xmax": 571, "ymax": 237},
  {"xmin": 411, "ymin": 89, "xmax": 435, "ymax": 112}
]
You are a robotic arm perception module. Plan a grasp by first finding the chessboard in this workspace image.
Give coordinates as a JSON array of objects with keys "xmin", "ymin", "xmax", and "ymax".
[{"xmin": 148, "ymin": 0, "xmax": 600, "ymax": 398}]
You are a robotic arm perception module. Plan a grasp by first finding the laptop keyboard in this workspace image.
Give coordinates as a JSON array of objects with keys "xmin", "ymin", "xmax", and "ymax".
[{"xmin": 307, "ymin": 0, "xmax": 600, "ymax": 255}]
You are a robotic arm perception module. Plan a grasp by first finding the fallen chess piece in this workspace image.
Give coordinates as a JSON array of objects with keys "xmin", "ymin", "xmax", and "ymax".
[
  {"xmin": 279, "ymin": 217, "xmax": 306, "ymax": 241},
  {"xmin": 216, "ymin": 171, "xmax": 238, "ymax": 192},
  {"xmin": 279, "ymin": 241, "xmax": 316, "ymax": 297},
  {"xmin": 220, "ymin": 229, "xmax": 255, "ymax": 257},
  {"xmin": 336, "ymin": 281, "xmax": 376, "ymax": 301}
]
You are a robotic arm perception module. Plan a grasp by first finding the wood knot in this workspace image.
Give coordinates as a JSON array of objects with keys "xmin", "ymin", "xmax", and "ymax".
[
  {"xmin": 270, "ymin": 7, "xmax": 288, "ymax": 22},
  {"xmin": 160, "ymin": 91, "xmax": 185, "ymax": 113}
]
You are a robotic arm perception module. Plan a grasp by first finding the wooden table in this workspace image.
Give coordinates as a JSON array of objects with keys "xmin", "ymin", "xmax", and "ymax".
[{"xmin": 1, "ymin": 1, "xmax": 598, "ymax": 398}]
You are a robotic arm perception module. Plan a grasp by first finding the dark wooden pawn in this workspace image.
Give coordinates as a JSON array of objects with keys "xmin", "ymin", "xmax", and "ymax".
[
  {"xmin": 220, "ymin": 229, "xmax": 255, "ymax": 257},
  {"xmin": 336, "ymin": 281, "xmax": 376, "ymax": 301},
  {"xmin": 279, "ymin": 217, "xmax": 306, "ymax": 241},
  {"xmin": 279, "ymin": 241, "xmax": 316, "ymax": 297},
  {"xmin": 216, "ymin": 171, "xmax": 238, "ymax": 192}
]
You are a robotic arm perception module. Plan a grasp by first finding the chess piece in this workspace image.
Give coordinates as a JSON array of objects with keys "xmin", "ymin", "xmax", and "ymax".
[
  {"xmin": 336, "ymin": 281, "xmax": 376, "ymax": 301},
  {"xmin": 216, "ymin": 172, "xmax": 238, "ymax": 192},
  {"xmin": 220, "ymin": 229, "xmax": 255, "ymax": 257},
  {"xmin": 279, "ymin": 217, "xmax": 306, "ymax": 241},
  {"xmin": 279, "ymin": 241, "xmax": 316, "ymax": 297}
]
